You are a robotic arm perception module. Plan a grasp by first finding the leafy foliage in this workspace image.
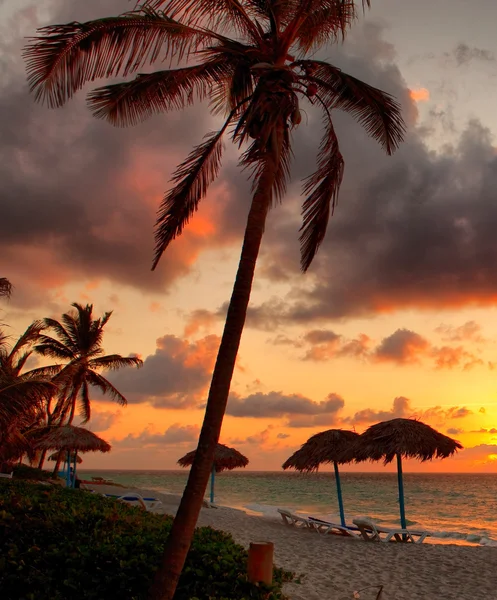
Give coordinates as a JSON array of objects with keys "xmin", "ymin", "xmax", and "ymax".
[
  {"xmin": 11, "ymin": 464, "xmax": 54, "ymax": 480},
  {"xmin": 0, "ymin": 481, "xmax": 294, "ymax": 600},
  {"xmin": 35, "ymin": 303, "xmax": 142, "ymax": 426}
]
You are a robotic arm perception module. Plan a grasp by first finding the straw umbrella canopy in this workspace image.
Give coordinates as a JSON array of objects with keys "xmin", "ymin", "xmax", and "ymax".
[
  {"xmin": 340, "ymin": 418, "xmax": 462, "ymax": 529},
  {"xmin": 282, "ymin": 429, "xmax": 359, "ymax": 526},
  {"xmin": 48, "ymin": 451, "xmax": 83, "ymax": 464},
  {"xmin": 36, "ymin": 425, "xmax": 111, "ymax": 487},
  {"xmin": 36, "ymin": 425, "xmax": 111, "ymax": 453},
  {"xmin": 178, "ymin": 443, "xmax": 248, "ymax": 503}
]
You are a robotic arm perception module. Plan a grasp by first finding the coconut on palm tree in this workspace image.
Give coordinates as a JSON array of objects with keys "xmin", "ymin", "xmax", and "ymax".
[
  {"xmin": 24, "ymin": 1, "xmax": 405, "ymax": 597},
  {"xmin": 0, "ymin": 322, "xmax": 57, "ymax": 463}
]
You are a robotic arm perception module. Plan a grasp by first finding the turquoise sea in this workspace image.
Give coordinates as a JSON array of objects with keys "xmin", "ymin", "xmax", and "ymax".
[{"xmin": 79, "ymin": 470, "xmax": 497, "ymax": 546}]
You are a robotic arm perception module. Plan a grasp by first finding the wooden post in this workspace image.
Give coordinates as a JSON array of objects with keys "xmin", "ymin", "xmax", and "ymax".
[{"xmin": 247, "ymin": 541, "xmax": 273, "ymax": 585}]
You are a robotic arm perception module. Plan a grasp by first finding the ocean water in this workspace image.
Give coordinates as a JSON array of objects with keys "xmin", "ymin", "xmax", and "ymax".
[{"xmin": 78, "ymin": 470, "xmax": 497, "ymax": 546}]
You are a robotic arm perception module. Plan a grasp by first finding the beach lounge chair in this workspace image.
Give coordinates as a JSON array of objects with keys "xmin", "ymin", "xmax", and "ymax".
[
  {"xmin": 308, "ymin": 516, "xmax": 358, "ymax": 538},
  {"xmin": 277, "ymin": 509, "xmax": 316, "ymax": 530},
  {"xmin": 353, "ymin": 517, "xmax": 428, "ymax": 543},
  {"xmin": 98, "ymin": 492, "xmax": 163, "ymax": 512},
  {"xmin": 0, "ymin": 472, "xmax": 13, "ymax": 479}
]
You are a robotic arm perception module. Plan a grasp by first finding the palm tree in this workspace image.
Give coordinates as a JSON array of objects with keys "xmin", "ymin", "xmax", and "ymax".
[
  {"xmin": 0, "ymin": 278, "xmax": 12, "ymax": 298},
  {"xmin": 0, "ymin": 322, "xmax": 56, "ymax": 463},
  {"xmin": 34, "ymin": 303, "xmax": 142, "ymax": 471},
  {"xmin": 23, "ymin": 1, "xmax": 405, "ymax": 597}
]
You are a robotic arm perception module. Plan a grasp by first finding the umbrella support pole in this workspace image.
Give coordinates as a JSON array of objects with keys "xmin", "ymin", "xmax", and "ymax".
[
  {"xmin": 396, "ymin": 453, "xmax": 407, "ymax": 530},
  {"xmin": 66, "ymin": 451, "xmax": 71, "ymax": 488},
  {"xmin": 333, "ymin": 461, "xmax": 346, "ymax": 527},
  {"xmin": 73, "ymin": 452, "xmax": 77, "ymax": 488},
  {"xmin": 210, "ymin": 465, "xmax": 215, "ymax": 504}
]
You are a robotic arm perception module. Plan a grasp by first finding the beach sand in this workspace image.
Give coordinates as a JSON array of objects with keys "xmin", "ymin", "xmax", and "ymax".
[{"xmin": 86, "ymin": 484, "xmax": 497, "ymax": 600}]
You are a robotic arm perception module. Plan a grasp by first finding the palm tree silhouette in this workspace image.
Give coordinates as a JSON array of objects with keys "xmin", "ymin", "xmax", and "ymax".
[{"xmin": 24, "ymin": 1, "xmax": 405, "ymax": 596}]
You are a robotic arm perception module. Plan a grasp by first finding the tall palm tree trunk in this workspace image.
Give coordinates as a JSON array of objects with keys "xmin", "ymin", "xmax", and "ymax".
[{"xmin": 149, "ymin": 150, "xmax": 280, "ymax": 600}]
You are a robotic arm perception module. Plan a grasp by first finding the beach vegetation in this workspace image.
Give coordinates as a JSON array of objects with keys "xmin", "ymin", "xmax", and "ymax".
[
  {"xmin": 0, "ymin": 304, "xmax": 142, "ymax": 469},
  {"xmin": 0, "ymin": 480, "xmax": 293, "ymax": 600},
  {"xmin": 23, "ymin": 1, "xmax": 405, "ymax": 596}
]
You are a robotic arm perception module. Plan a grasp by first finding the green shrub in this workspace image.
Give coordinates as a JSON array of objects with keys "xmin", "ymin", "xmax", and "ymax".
[
  {"xmin": 0, "ymin": 481, "xmax": 294, "ymax": 600},
  {"xmin": 12, "ymin": 464, "xmax": 54, "ymax": 481}
]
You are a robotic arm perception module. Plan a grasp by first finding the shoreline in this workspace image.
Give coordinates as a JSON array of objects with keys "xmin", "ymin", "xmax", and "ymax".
[{"xmin": 84, "ymin": 483, "xmax": 497, "ymax": 600}]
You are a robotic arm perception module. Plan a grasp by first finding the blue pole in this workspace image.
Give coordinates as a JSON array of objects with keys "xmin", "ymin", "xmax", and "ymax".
[
  {"xmin": 396, "ymin": 453, "xmax": 407, "ymax": 529},
  {"xmin": 210, "ymin": 465, "xmax": 215, "ymax": 504},
  {"xmin": 72, "ymin": 452, "xmax": 77, "ymax": 488},
  {"xmin": 334, "ymin": 461, "xmax": 346, "ymax": 527},
  {"xmin": 65, "ymin": 451, "xmax": 71, "ymax": 488}
]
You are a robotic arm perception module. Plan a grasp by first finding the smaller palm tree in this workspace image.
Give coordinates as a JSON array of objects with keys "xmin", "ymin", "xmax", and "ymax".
[
  {"xmin": 35, "ymin": 303, "xmax": 143, "ymax": 427},
  {"xmin": 0, "ymin": 322, "xmax": 57, "ymax": 463}
]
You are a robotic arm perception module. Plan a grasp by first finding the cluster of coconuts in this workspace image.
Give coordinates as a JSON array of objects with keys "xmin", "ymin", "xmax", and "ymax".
[{"xmin": 246, "ymin": 61, "xmax": 319, "ymax": 136}]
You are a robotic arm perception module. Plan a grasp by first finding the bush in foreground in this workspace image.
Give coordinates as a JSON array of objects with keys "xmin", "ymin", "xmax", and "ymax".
[{"xmin": 0, "ymin": 481, "xmax": 293, "ymax": 600}]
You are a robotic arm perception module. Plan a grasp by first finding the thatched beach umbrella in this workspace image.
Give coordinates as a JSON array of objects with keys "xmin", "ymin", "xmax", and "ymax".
[
  {"xmin": 48, "ymin": 451, "xmax": 83, "ymax": 464},
  {"xmin": 36, "ymin": 425, "xmax": 111, "ymax": 487},
  {"xmin": 340, "ymin": 418, "xmax": 462, "ymax": 529},
  {"xmin": 178, "ymin": 443, "xmax": 249, "ymax": 503},
  {"xmin": 282, "ymin": 429, "xmax": 359, "ymax": 527}
]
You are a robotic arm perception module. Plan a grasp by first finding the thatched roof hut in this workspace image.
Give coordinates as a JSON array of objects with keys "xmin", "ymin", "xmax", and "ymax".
[
  {"xmin": 178, "ymin": 443, "xmax": 248, "ymax": 473},
  {"xmin": 48, "ymin": 450, "xmax": 83, "ymax": 464},
  {"xmin": 282, "ymin": 429, "xmax": 359, "ymax": 472},
  {"xmin": 340, "ymin": 418, "xmax": 462, "ymax": 465},
  {"xmin": 36, "ymin": 425, "xmax": 111, "ymax": 453}
]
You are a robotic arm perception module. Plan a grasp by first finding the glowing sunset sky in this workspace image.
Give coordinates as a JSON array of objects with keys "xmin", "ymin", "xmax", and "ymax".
[{"xmin": 2, "ymin": 0, "xmax": 497, "ymax": 471}]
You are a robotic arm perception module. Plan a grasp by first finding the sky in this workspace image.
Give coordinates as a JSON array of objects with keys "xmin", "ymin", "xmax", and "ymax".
[{"xmin": 2, "ymin": 0, "xmax": 497, "ymax": 472}]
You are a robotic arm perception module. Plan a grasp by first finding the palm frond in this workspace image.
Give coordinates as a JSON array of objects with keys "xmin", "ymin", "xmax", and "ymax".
[
  {"xmin": 86, "ymin": 371, "xmax": 128, "ymax": 406},
  {"xmin": 295, "ymin": 1, "xmax": 358, "ymax": 52},
  {"xmin": 41, "ymin": 318, "xmax": 77, "ymax": 353},
  {"xmin": 153, "ymin": 111, "xmax": 236, "ymax": 269},
  {"xmin": 300, "ymin": 113, "xmax": 344, "ymax": 271},
  {"xmin": 300, "ymin": 60, "xmax": 405, "ymax": 154},
  {"xmin": 35, "ymin": 338, "xmax": 75, "ymax": 361},
  {"xmin": 0, "ymin": 277, "xmax": 12, "ymax": 298},
  {"xmin": 23, "ymin": 9, "xmax": 210, "ymax": 108},
  {"xmin": 244, "ymin": 0, "xmax": 298, "ymax": 29},
  {"xmin": 88, "ymin": 59, "xmax": 230, "ymax": 126},
  {"xmin": 88, "ymin": 354, "xmax": 143, "ymax": 371},
  {"xmin": 78, "ymin": 381, "xmax": 91, "ymax": 423},
  {"xmin": 144, "ymin": 0, "xmax": 261, "ymax": 40},
  {"xmin": 26, "ymin": 364, "xmax": 63, "ymax": 378},
  {"xmin": 9, "ymin": 321, "xmax": 45, "ymax": 366},
  {"xmin": 238, "ymin": 118, "xmax": 292, "ymax": 218}
]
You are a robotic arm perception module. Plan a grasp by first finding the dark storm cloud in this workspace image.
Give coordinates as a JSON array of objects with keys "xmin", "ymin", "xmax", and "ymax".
[
  {"xmin": 226, "ymin": 391, "xmax": 345, "ymax": 421},
  {"xmin": 245, "ymin": 29, "xmax": 497, "ymax": 323},
  {"xmin": 453, "ymin": 43, "xmax": 495, "ymax": 66},
  {"xmin": 373, "ymin": 329, "xmax": 429, "ymax": 364},
  {"xmin": 114, "ymin": 423, "xmax": 199, "ymax": 448},
  {"xmin": 343, "ymin": 396, "xmax": 473, "ymax": 426},
  {"xmin": 0, "ymin": 0, "xmax": 248, "ymax": 307},
  {"xmin": 107, "ymin": 334, "xmax": 218, "ymax": 409},
  {"xmin": 5, "ymin": 3, "xmax": 497, "ymax": 326}
]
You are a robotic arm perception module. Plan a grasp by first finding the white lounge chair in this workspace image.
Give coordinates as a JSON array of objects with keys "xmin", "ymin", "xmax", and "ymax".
[
  {"xmin": 0, "ymin": 472, "xmax": 13, "ymax": 479},
  {"xmin": 277, "ymin": 509, "xmax": 316, "ymax": 530},
  {"xmin": 308, "ymin": 516, "xmax": 359, "ymax": 538},
  {"xmin": 353, "ymin": 517, "xmax": 428, "ymax": 543},
  {"xmin": 98, "ymin": 492, "xmax": 163, "ymax": 512}
]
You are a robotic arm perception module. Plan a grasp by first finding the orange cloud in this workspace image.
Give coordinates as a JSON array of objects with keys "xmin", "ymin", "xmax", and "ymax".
[{"xmin": 409, "ymin": 87, "xmax": 430, "ymax": 102}]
